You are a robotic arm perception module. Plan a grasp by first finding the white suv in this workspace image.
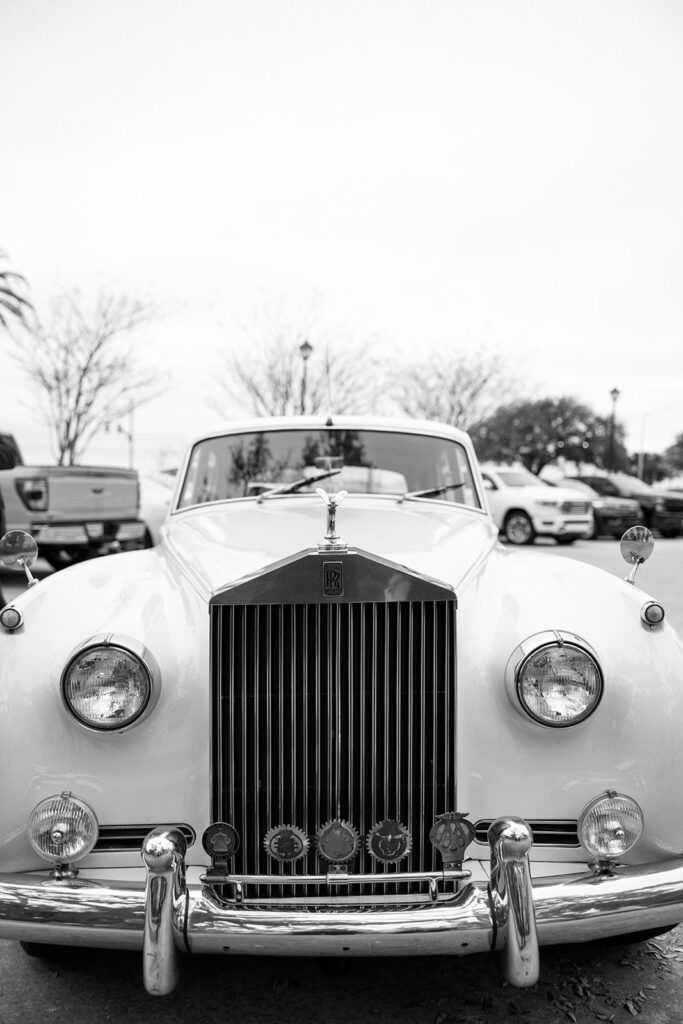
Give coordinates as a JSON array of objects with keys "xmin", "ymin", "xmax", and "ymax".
[{"xmin": 481, "ymin": 465, "xmax": 593, "ymax": 545}]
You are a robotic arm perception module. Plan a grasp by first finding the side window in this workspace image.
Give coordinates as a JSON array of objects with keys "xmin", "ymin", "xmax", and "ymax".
[{"xmin": 180, "ymin": 446, "xmax": 220, "ymax": 506}]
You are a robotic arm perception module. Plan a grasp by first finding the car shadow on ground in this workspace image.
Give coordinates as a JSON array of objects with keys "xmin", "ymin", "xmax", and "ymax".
[{"xmin": 3, "ymin": 927, "xmax": 682, "ymax": 1024}]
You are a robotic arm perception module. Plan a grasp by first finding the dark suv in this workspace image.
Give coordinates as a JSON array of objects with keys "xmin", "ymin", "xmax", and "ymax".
[{"xmin": 573, "ymin": 472, "xmax": 683, "ymax": 538}]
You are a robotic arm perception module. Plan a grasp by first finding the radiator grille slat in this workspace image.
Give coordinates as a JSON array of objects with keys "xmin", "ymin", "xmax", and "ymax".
[{"xmin": 211, "ymin": 599, "xmax": 456, "ymax": 891}]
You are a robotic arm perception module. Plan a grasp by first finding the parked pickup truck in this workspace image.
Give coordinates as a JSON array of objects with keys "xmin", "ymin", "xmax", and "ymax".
[{"xmin": 0, "ymin": 434, "xmax": 146, "ymax": 569}]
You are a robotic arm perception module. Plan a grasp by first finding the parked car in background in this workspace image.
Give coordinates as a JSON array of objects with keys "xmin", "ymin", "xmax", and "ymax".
[
  {"xmin": 572, "ymin": 472, "xmax": 683, "ymax": 538},
  {"xmin": 5, "ymin": 416, "xmax": 680, "ymax": 996},
  {"xmin": 0, "ymin": 434, "xmax": 145, "ymax": 569},
  {"xmin": 481, "ymin": 464, "xmax": 593, "ymax": 544},
  {"xmin": 139, "ymin": 471, "xmax": 176, "ymax": 545},
  {"xmin": 554, "ymin": 477, "xmax": 643, "ymax": 539}
]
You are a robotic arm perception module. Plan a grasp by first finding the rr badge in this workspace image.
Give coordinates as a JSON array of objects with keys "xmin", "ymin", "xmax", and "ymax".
[{"xmin": 323, "ymin": 561, "xmax": 344, "ymax": 597}]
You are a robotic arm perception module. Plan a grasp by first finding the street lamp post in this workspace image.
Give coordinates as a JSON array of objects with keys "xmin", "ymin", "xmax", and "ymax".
[
  {"xmin": 106, "ymin": 401, "xmax": 135, "ymax": 468},
  {"xmin": 299, "ymin": 340, "xmax": 313, "ymax": 415},
  {"xmin": 608, "ymin": 387, "xmax": 620, "ymax": 472}
]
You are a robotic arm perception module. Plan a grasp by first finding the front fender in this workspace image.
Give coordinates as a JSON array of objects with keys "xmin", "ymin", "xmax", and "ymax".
[
  {"xmin": 456, "ymin": 546, "xmax": 683, "ymax": 862},
  {"xmin": 0, "ymin": 549, "xmax": 211, "ymax": 872}
]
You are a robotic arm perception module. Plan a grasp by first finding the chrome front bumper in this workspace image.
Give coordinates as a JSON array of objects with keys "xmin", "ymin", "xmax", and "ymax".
[{"xmin": 2, "ymin": 818, "xmax": 683, "ymax": 997}]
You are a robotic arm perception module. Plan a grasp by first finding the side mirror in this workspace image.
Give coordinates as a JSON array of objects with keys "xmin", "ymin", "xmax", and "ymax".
[
  {"xmin": 620, "ymin": 526, "xmax": 654, "ymax": 585},
  {"xmin": 0, "ymin": 530, "xmax": 40, "ymax": 588}
]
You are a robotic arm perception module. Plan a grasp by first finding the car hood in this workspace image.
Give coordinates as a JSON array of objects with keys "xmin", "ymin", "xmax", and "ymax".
[
  {"xmin": 163, "ymin": 496, "xmax": 497, "ymax": 598},
  {"xmin": 512, "ymin": 485, "xmax": 590, "ymax": 504}
]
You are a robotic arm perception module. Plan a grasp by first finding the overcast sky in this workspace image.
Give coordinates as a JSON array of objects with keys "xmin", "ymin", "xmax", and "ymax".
[{"xmin": 2, "ymin": 0, "xmax": 682, "ymax": 470}]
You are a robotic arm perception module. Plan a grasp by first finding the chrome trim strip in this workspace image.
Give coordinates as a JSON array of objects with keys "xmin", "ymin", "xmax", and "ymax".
[
  {"xmin": 302, "ymin": 605, "xmax": 309, "ymax": 838},
  {"xmin": 201, "ymin": 868, "xmax": 470, "ymax": 887},
  {"xmin": 336, "ymin": 603, "xmax": 343, "ymax": 819},
  {"xmin": 419, "ymin": 602, "xmax": 426, "ymax": 861},
  {"xmin": 240, "ymin": 609, "xmax": 248, "ymax": 872},
  {"xmin": 290, "ymin": 606, "xmax": 297, "ymax": 825}
]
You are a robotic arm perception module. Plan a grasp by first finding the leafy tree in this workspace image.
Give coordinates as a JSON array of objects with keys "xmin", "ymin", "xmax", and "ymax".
[
  {"xmin": 663, "ymin": 434, "xmax": 683, "ymax": 475},
  {"xmin": 214, "ymin": 296, "xmax": 379, "ymax": 417},
  {"xmin": 472, "ymin": 397, "xmax": 629, "ymax": 475},
  {"xmin": 12, "ymin": 289, "xmax": 162, "ymax": 465},
  {"xmin": 0, "ymin": 250, "xmax": 33, "ymax": 330},
  {"xmin": 392, "ymin": 347, "xmax": 519, "ymax": 432}
]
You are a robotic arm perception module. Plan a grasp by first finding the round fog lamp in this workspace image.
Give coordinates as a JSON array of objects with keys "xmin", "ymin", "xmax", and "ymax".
[
  {"xmin": 27, "ymin": 793, "xmax": 99, "ymax": 864},
  {"xmin": 578, "ymin": 791, "xmax": 643, "ymax": 861}
]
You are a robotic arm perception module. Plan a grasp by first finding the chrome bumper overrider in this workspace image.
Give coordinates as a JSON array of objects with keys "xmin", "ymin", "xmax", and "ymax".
[{"xmin": 1, "ymin": 818, "xmax": 683, "ymax": 997}]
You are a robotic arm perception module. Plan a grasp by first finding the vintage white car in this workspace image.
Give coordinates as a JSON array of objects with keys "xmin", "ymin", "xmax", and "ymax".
[{"xmin": 0, "ymin": 416, "xmax": 682, "ymax": 997}]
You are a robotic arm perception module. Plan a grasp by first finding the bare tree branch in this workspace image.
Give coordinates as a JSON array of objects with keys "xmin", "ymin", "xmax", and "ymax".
[
  {"xmin": 392, "ymin": 346, "xmax": 523, "ymax": 432},
  {"xmin": 213, "ymin": 296, "xmax": 381, "ymax": 418},
  {"xmin": 11, "ymin": 289, "xmax": 164, "ymax": 465}
]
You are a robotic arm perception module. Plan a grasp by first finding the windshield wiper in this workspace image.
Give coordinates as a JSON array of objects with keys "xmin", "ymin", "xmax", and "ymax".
[
  {"xmin": 403, "ymin": 483, "xmax": 465, "ymax": 501},
  {"xmin": 257, "ymin": 468, "xmax": 343, "ymax": 500}
]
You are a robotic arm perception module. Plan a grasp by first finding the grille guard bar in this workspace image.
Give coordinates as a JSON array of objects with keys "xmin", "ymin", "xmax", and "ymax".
[{"xmin": 2, "ymin": 817, "xmax": 683, "ymax": 997}]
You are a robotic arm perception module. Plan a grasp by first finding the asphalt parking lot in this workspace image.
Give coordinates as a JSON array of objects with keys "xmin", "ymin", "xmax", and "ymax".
[{"xmin": 1, "ymin": 538, "xmax": 683, "ymax": 1023}]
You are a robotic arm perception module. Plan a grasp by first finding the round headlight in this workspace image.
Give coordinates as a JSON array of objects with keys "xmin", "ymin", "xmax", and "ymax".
[
  {"xmin": 62, "ymin": 636, "xmax": 158, "ymax": 731},
  {"xmin": 28, "ymin": 792, "xmax": 99, "ymax": 864},
  {"xmin": 508, "ymin": 632, "xmax": 603, "ymax": 727},
  {"xmin": 578, "ymin": 791, "xmax": 643, "ymax": 861}
]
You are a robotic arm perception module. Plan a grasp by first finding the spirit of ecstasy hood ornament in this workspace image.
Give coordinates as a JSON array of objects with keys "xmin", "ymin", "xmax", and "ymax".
[{"xmin": 316, "ymin": 487, "xmax": 348, "ymax": 551}]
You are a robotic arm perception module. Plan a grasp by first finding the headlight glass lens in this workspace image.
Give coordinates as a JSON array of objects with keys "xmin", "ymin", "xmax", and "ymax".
[
  {"xmin": 28, "ymin": 793, "xmax": 99, "ymax": 863},
  {"xmin": 579, "ymin": 792, "xmax": 643, "ymax": 860},
  {"xmin": 517, "ymin": 642, "xmax": 602, "ymax": 726},
  {"xmin": 62, "ymin": 645, "xmax": 152, "ymax": 729}
]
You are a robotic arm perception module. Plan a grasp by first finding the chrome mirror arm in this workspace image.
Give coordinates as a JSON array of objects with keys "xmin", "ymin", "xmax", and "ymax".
[
  {"xmin": 18, "ymin": 557, "xmax": 39, "ymax": 588},
  {"xmin": 624, "ymin": 558, "xmax": 644, "ymax": 585}
]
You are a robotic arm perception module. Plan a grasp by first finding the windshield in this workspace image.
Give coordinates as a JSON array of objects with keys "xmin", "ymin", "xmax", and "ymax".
[
  {"xmin": 559, "ymin": 479, "xmax": 598, "ymax": 498},
  {"xmin": 177, "ymin": 429, "xmax": 482, "ymax": 509},
  {"xmin": 495, "ymin": 468, "xmax": 545, "ymax": 487}
]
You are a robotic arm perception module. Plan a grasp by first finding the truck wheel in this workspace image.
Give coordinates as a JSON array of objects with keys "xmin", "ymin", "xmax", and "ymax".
[{"xmin": 503, "ymin": 511, "xmax": 535, "ymax": 545}]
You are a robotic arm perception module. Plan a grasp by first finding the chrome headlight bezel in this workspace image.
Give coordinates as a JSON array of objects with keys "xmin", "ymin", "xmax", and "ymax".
[
  {"xmin": 505, "ymin": 630, "xmax": 603, "ymax": 728},
  {"xmin": 61, "ymin": 632, "xmax": 161, "ymax": 733}
]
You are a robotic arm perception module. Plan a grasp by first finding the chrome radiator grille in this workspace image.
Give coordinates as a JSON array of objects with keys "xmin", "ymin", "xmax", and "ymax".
[
  {"xmin": 210, "ymin": 599, "xmax": 456, "ymax": 887},
  {"xmin": 559, "ymin": 500, "xmax": 590, "ymax": 514}
]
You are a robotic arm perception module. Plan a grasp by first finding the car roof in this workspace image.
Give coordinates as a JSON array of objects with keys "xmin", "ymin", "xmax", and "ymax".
[{"xmin": 188, "ymin": 415, "xmax": 473, "ymax": 448}]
